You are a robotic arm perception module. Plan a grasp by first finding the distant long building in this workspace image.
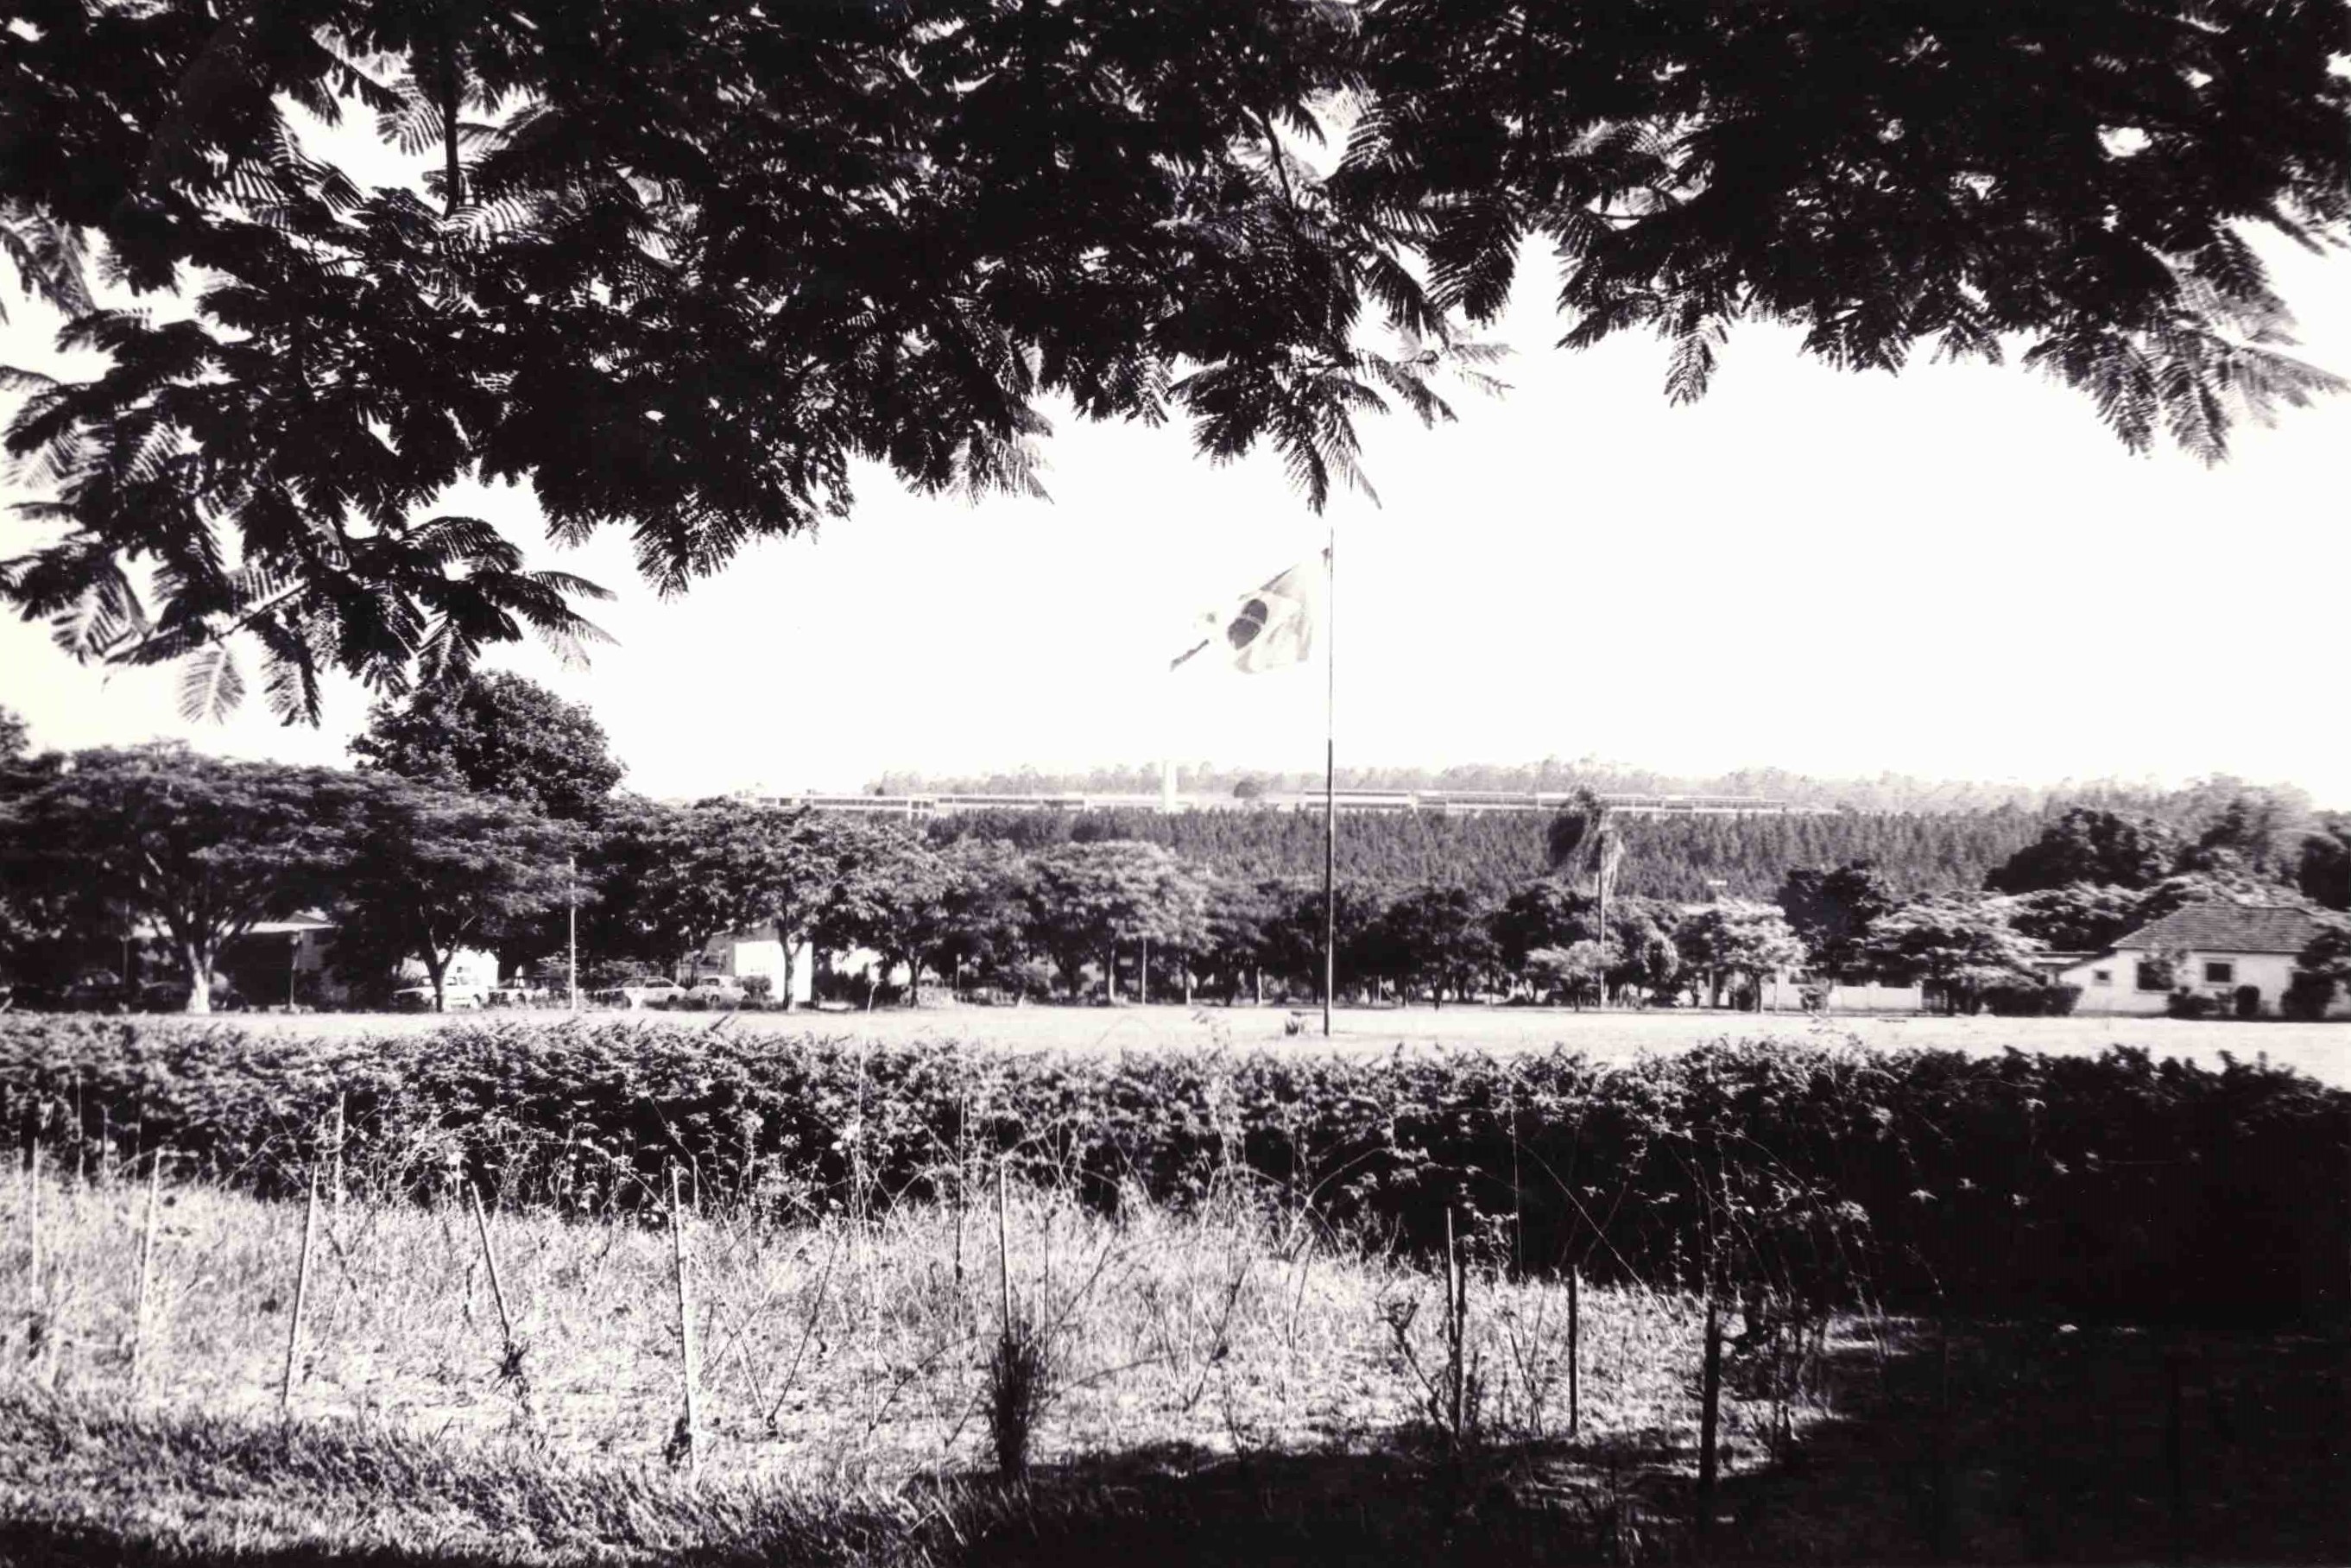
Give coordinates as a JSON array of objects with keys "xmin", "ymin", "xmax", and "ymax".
[{"xmin": 782, "ymin": 789, "xmax": 1810, "ymax": 819}]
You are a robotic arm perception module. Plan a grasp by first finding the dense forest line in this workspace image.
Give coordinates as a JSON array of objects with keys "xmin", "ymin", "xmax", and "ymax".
[{"xmin": 926, "ymin": 806, "xmax": 2050, "ymax": 901}]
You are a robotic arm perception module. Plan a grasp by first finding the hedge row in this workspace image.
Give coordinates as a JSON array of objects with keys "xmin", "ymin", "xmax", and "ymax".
[{"xmin": 2, "ymin": 1018, "xmax": 2342, "ymax": 1326}]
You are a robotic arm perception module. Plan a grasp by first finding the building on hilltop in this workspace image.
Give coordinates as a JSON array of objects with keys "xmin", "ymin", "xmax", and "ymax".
[
  {"xmin": 778, "ymin": 788, "xmax": 1806, "ymax": 819},
  {"xmin": 2056, "ymin": 904, "xmax": 2346, "ymax": 1018}
]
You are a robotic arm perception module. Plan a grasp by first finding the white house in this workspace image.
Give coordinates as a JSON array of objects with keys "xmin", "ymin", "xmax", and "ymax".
[
  {"xmin": 2057, "ymin": 904, "xmax": 2345, "ymax": 1018},
  {"xmin": 691, "ymin": 925, "xmax": 817, "ymax": 1005}
]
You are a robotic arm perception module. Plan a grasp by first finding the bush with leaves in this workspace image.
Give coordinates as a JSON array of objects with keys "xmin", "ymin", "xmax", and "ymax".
[{"xmin": 4, "ymin": 1018, "xmax": 2344, "ymax": 1327}]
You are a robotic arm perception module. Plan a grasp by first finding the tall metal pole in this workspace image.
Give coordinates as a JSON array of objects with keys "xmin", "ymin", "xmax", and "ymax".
[
  {"xmin": 566, "ymin": 856, "xmax": 579, "ymax": 1012},
  {"xmin": 1322, "ymin": 522, "xmax": 1337, "ymax": 1039}
]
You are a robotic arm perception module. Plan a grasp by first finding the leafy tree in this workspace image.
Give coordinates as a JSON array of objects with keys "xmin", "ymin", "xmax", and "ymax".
[
  {"xmin": 928, "ymin": 839, "xmax": 1037, "ymax": 996},
  {"xmin": 1526, "ymin": 941, "xmax": 1607, "ymax": 1010},
  {"xmin": 1861, "ymin": 898, "xmax": 2046, "ymax": 1015},
  {"xmin": 1195, "ymin": 875, "xmax": 1297, "ymax": 1005},
  {"xmin": 2285, "ymin": 920, "xmax": 2351, "ymax": 1019},
  {"xmin": 573, "ymin": 794, "xmax": 694, "ymax": 974},
  {"xmin": 1260, "ymin": 878, "xmax": 1392, "ymax": 1001},
  {"xmin": 0, "ymin": 0, "xmax": 1468, "ymax": 707},
  {"xmin": 0, "ymin": 746, "xmax": 347, "ymax": 1010},
  {"xmin": 1372, "ymin": 884, "xmax": 1499, "ymax": 1007},
  {"xmin": 1603, "ymin": 896, "xmax": 1682, "ymax": 1005},
  {"xmin": 351, "ymin": 672, "xmax": 623, "ymax": 824},
  {"xmin": 1023, "ymin": 841, "xmax": 1198, "ymax": 1002},
  {"xmin": 1777, "ymin": 861, "xmax": 1897, "ymax": 977},
  {"xmin": 814, "ymin": 823, "xmax": 953, "ymax": 1006},
  {"xmin": 330, "ymin": 774, "xmax": 578, "ymax": 1010},
  {"xmin": 2297, "ymin": 816, "xmax": 2351, "ymax": 913},
  {"xmin": 1489, "ymin": 877, "xmax": 1590, "ymax": 971},
  {"xmin": 1340, "ymin": 0, "xmax": 2347, "ymax": 458},
  {"xmin": 2000, "ymin": 883, "xmax": 2149, "ymax": 952},
  {"xmin": 629, "ymin": 800, "xmax": 841, "ymax": 1007},
  {"xmin": 1986, "ymin": 808, "xmax": 2181, "ymax": 894},
  {"xmin": 1672, "ymin": 901, "xmax": 1804, "ymax": 1009},
  {"xmin": 11, "ymin": 1, "xmax": 2342, "ymax": 709},
  {"xmin": 0, "ymin": 732, "xmax": 130, "ymax": 993},
  {"xmin": 2136, "ymin": 868, "xmax": 2311, "ymax": 926},
  {"xmin": 2177, "ymin": 793, "xmax": 2309, "ymax": 881}
]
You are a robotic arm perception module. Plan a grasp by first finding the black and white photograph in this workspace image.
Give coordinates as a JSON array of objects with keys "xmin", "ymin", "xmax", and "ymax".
[{"xmin": 1, "ymin": 2, "xmax": 2346, "ymax": 1561}]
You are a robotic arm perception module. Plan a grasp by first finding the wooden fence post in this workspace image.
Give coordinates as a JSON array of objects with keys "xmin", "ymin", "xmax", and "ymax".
[
  {"xmin": 468, "ymin": 1180, "xmax": 518, "ymax": 1361},
  {"xmin": 25, "ymin": 1143, "xmax": 41, "ymax": 1287},
  {"xmin": 1697, "ymin": 1286, "xmax": 1722, "ymax": 1511},
  {"xmin": 668, "ymin": 1167, "xmax": 701, "ymax": 1483},
  {"xmin": 1567, "ymin": 1264, "xmax": 1582, "ymax": 1438},
  {"xmin": 280, "ymin": 1166, "xmax": 320, "ymax": 1412},
  {"xmin": 130, "ymin": 1151, "xmax": 164, "ymax": 1393}
]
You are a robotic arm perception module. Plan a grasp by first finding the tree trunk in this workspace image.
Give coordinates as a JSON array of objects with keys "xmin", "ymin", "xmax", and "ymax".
[
  {"xmin": 780, "ymin": 933, "xmax": 796, "ymax": 1012},
  {"xmin": 426, "ymin": 950, "xmax": 451, "ymax": 1014},
  {"xmin": 1103, "ymin": 944, "xmax": 1117, "ymax": 1004},
  {"xmin": 1140, "ymin": 939, "xmax": 1150, "ymax": 1005},
  {"xmin": 183, "ymin": 942, "xmax": 212, "ymax": 1015}
]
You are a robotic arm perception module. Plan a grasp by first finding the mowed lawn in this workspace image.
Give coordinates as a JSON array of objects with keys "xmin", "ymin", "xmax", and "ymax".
[{"xmin": 205, "ymin": 1001, "xmax": 2351, "ymax": 1086}]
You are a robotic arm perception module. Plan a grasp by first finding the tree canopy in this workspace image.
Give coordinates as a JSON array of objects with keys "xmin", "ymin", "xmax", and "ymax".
[
  {"xmin": 351, "ymin": 669, "xmax": 623, "ymax": 823},
  {"xmin": 0, "ymin": 745, "xmax": 348, "ymax": 1009},
  {"xmin": 330, "ymin": 771, "xmax": 578, "ymax": 1009},
  {"xmin": 4, "ymin": 0, "xmax": 2344, "ymax": 709}
]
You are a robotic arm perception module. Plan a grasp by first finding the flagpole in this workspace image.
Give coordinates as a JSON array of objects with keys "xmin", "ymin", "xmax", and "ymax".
[{"xmin": 1323, "ymin": 518, "xmax": 1337, "ymax": 1039}]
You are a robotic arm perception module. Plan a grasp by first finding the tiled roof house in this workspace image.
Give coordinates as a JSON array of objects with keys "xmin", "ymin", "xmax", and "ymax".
[{"xmin": 2057, "ymin": 904, "xmax": 2344, "ymax": 1018}]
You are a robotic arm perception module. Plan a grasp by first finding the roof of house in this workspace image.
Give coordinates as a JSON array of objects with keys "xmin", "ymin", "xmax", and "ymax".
[{"xmin": 2110, "ymin": 904, "xmax": 2331, "ymax": 955}]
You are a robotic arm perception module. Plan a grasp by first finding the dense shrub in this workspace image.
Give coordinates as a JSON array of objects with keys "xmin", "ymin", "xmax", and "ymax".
[
  {"xmin": 1981, "ymin": 982, "xmax": 2082, "ymax": 1017},
  {"xmin": 2282, "ymin": 972, "xmax": 2337, "ymax": 1021},
  {"xmin": 2167, "ymin": 992, "xmax": 2221, "ymax": 1020},
  {"xmin": 1, "ymin": 1019, "xmax": 2342, "ymax": 1328}
]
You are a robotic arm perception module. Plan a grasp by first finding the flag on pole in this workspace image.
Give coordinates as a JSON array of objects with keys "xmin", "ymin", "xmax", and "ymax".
[{"xmin": 1170, "ymin": 560, "xmax": 1322, "ymax": 674}]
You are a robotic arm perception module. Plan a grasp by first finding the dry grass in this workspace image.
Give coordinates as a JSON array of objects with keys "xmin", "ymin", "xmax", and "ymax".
[
  {"xmin": 7, "ymin": 1160, "xmax": 2342, "ymax": 1565},
  {"xmin": 1, "ymin": 1161, "xmax": 1780, "ymax": 1495}
]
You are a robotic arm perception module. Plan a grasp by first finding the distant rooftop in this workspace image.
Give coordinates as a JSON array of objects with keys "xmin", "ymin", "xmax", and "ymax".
[{"xmin": 2113, "ymin": 904, "xmax": 2333, "ymax": 955}]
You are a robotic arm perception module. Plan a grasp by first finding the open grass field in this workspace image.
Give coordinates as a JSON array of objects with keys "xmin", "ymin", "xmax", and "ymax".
[
  {"xmin": 206, "ymin": 999, "xmax": 2351, "ymax": 1086},
  {"xmin": 3, "ymin": 1017, "xmax": 2343, "ymax": 1563},
  {"xmin": 3, "ymin": 1167, "xmax": 2342, "ymax": 1565}
]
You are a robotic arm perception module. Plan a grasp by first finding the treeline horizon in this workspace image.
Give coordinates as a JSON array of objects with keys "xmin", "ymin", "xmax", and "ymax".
[
  {"xmin": 863, "ymin": 762, "xmax": 2334, "ymax": 819},
  {"xmin": 927, "ymin": 806, "xmax": 2048, "ymax": 903}
]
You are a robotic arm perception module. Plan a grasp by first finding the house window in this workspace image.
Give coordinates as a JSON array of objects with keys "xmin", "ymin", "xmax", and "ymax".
[
  {"xmin": 2135, "ymin": 961, "xmax": 2171, "ymax": 992},
  {"xmin": 2203, "ymin": 960, "xmax": 2234, "ymax": 985},
  {"xmin": 2092, "ymin": 969, "xmax": 2112, "ymax": 985}
]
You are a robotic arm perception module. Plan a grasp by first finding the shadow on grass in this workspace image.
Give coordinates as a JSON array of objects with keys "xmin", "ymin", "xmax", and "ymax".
[{"xmin": 3, "ymin": 1319, "xmax": 2343, "ymax": 1566}]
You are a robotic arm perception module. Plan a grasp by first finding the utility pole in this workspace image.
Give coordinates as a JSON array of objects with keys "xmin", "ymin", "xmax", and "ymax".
[
  {"xmin": 1322, "ymin": 522, "xmax": 1337, "ymax": 1038},
  {"xmin": 567, "ymin": 856, "xmax": 580, "ymax": 1012}
]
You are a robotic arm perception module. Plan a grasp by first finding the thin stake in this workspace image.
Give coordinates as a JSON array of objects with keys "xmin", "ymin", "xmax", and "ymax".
[
  {"xmin": 1321, "ymin": 522, "xmax": 1337, "ymax": 1037},
  {"xmin": 130, "ymin": 1151, "xmax": 164, "ymax": 1392},
  {"xmin": 26, "ymin": 1143, "xmax": 41, "ymax": 1286},
  {"xmin": 1567, "ymin": 1264, "xmax": 1582, "ymax": 1438},
  {"xmin": 668, "ymin": 1167, "xmax": 702, "ymax": 1483},
  {"xmin": 280, "ymin": 1166, "xmax": 320, "ymax": 1413},
  {"xmin": 1697, "ymin": 1287, "xmax": 1723, "ymax": 1509},
  {"xmin": 1444, "ymin": 1207, "xmax": 1466, "ymax": 1440},
  {"xmin": 468, "ymin": 1180, "xmax": 516, "ymax": 1353},
  {"xmin": 331, "ymin": 1093, "xmax": 346, "ymax": 1212},
  {"xmin": 995, "ymin": 1156, "xmax": 1014, "ymax": 1331}
]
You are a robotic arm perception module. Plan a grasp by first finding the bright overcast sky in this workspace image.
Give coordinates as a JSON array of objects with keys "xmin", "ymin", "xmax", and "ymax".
[{"xmin": 3, "ymin": 174, "xmax": 2348, "ymax": 806}]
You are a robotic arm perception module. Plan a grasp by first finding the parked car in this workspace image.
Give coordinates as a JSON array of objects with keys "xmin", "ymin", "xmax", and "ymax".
[
  {"xmin": 688, "ymin": 976, "xmax": 747, "ymax": 1006},
  {"xmin": 617, "ymin": 980, "xmax": 686, "ymax": 1008},
  {"xmin": 392, "ymin": 983, "xmax": 485, "ymax": 1012},
  {"xmin": 488, "ymin": 984, "xmax": 549, "ymax": 1008}
]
